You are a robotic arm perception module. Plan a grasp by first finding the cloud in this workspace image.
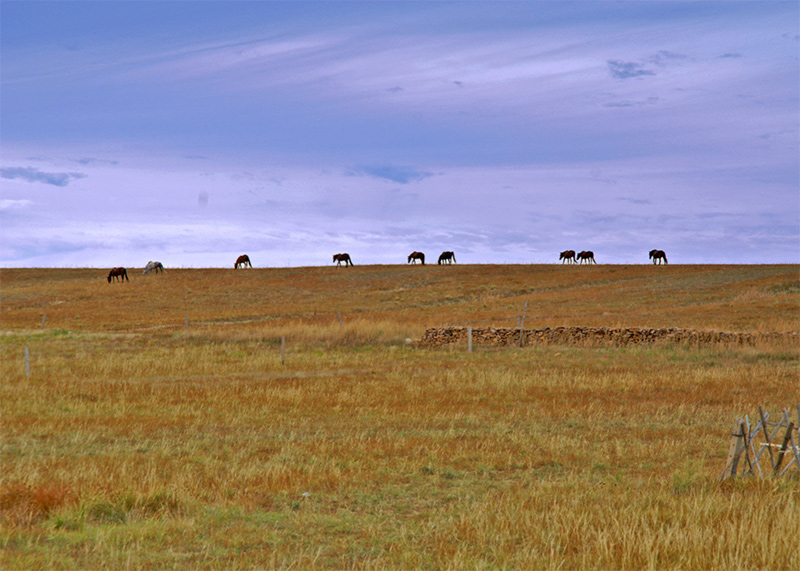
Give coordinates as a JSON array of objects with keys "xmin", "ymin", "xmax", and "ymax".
[
  {"xmin": 73, "ymin": 157, "xmax": 119, "ymax": 166},
  {"xmin": 603, "ymin": 95, "xmax": 660, "ymax": 108},
  {"xmin": 607, "ymin": 60, "xmax": 656, "ymax": 80},
  {"xmin": 649, "ymin": 50, "xmax": 688, "ymax": 65},
  {"xmin": 348, "ymin": 165, "xmax": 435, "ymax": 184},
  {"xmin": 0, "ymin": 199, "xmax": 34, "ymax": 211},
  {"xmin": 0, "ymin": 166, "xmax": 87, "ymax": 187}
]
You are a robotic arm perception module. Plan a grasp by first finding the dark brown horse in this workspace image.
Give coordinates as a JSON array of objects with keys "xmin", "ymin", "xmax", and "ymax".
[
  {"xmin": 437, "ymin": 251, "xmax": 456, "ymax": 265},
  {"xmin": 333, "ymin": 253, "xmax": 353, "ymax": 267},
  {"xmin": 234, "ymin": 254, "xmax": 252, "ymax": 269},
  {"xmin": 408, "ymin": 251, "xmax": 425, "ymax": 265},
  {"xmin": 649, "ymin": 249, "xmax": 668, "ymax": 265},
  {"xmin": 107, "ymin": 267, "xmax": 129, "ymax": 283},
  {"xmin": 577, "ymin": 250, "xmax": 596, "ymax": 264},
  {"xmin": 559, "ymin": 250, "xmax": 576, "ymax": 264}
]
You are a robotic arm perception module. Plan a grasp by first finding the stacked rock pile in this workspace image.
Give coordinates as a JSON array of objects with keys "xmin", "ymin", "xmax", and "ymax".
[{"xmin": 419, "ymin": 326, "xmax": 798, "ymax": 347}]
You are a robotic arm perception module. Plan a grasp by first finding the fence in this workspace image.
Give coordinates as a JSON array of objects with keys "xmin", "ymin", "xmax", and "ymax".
[
  {"xmin": 719, "ymin": 405, "xmax": 800, "ymax": 481},
  {"xmin": 419, "ymin": 326, "xmax": 798, "ymax": 348}
]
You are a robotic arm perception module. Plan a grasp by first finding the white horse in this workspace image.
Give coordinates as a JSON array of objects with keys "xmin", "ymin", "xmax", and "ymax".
[{"xmin": 143, "ymin": 261, "xmax": 164, "ymax": 274}]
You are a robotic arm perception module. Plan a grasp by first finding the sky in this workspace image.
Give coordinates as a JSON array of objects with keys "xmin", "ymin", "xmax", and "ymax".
[{"xmin": 1, "ymin": 1, "xmax": 798, "ymax": 267}]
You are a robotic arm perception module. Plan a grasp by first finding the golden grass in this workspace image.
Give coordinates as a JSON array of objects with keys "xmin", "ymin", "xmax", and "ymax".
[{"xmin": 1, "ymin": 265, "xmax": 798, "ymax": 569}]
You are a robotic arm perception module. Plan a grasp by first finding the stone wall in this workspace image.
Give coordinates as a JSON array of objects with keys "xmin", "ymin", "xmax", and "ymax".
[{"xmin": 419, "ymin": 326, "xmax": 797, "ymax": 347}]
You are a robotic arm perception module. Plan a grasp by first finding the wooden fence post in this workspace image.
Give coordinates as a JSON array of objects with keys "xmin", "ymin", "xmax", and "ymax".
[
  {"xmin": 41, "ymin": 314, "xmax": 47, "ymax": 330},
  {"xmin": 758, "ymin": 406, "xmax": 776, "ymax": 470},
  {"xmin": 774, "ymin": 422, "xmax": 795, "ymax": 476},
  {"xmin": 281, "ymin": 336, "xmax": 286, "ymax": 365},
  {"xmin": 185, "ymin": 315, "xmax": 189, "ymax": 332},
  {"xmin": 337, "ymin": 312, "xmax": 343, "ymax": 326},
  {"xmin": 720, "ymin": 418, "xmax": 744, "ymax": 481},
  {"xmin": 468, "ymin": 326, "xmax": 472, "ymax": 353},
  {"xmin": 24, "ymin": 347, "xmax": 30, "ymax": 378},
  {"xmin": 519, "ymin": 301, "xmax": 528, "ymax": 347}
]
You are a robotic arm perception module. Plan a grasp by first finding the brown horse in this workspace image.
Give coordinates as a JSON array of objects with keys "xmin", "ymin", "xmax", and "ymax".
[
  {"xmin": 649, "ymin": 249, "xmax": 668, "ymax": 265},
  {"xmin": 234, "ymin": 254, "xmax": 252, "ymax": 269},
  {"xmin": 408, "ymin": 251, "xmax": 425, "ymax": 265},
  {"xmin": 333, "ymin": 253, "xmax": 353, "ymax": 267},
  {"xmin": 438, "ymin": 251, "xmax": 456, "ymax": 265},
  {"xmin": 577, "ymin": 250, "xmax": 596, "ymax": 264},
  {"xmin": 107, "ymin": 267, "xmax": 129, "ymax": 283},
  {"xmin": 559, "ymin": 250, "xmax": 576, "ymax": 264}
]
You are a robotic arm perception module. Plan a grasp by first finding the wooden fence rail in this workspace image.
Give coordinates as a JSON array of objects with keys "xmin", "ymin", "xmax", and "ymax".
[{"xmin": 719, "ymin": 405, "xmax": 800, "ymax": 481}]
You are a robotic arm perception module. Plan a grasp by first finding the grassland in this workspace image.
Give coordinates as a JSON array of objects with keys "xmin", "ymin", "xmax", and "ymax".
[{"xmin": 1, "ymin": 264, "xmax": 799, "ymax": 570}]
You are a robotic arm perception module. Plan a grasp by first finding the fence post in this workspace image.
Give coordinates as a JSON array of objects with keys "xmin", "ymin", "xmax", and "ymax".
[
  {"xmin": 24, "ymin": 347, "xmax": 30, "ymax": 377},
  {"xmin": 758, "ymin": 406, "xmax": 776, "ymax": 470},
  {"xmin": 720, "ymin": 418, "xmax": 744, "ymax": 480},
  {"xmin": 185, "ymin": 315, "xmax": 189, "ymax": 332},
  {"xmin": 281, "ymin": 336, "xmax": 286, "ymax": 365},
  {"xmin": 468, "ymin": 326, "xmax": 472, "ymax": 353},
  {"xmin": 41, "ymin": 314, "xmax": 47, "ymax": 330},
  {"xmin": 774, "ymin": 422, "xmax": 795, "ymax": 476},
  {"xmin": 337, "ymin": 312, "xmax": 343, "ymax": 326},
  {"xmin": 519, "ymin": 301, "xmax": 528, "ymax": 347}
]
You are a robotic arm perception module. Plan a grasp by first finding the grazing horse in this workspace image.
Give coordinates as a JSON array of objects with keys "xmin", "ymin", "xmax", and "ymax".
[
  {"xmin": 408, "ymin": 251, "xmax": 425, "ymax": 265},
  {"xmin": 143, "ymin": 261, "xmax": 164, "ymax": 275},
  {"xmin": 649, "ymin": 249, "xmax": 668, "ymax": 265},
  {"xmin": 438, "ymin": 251, "xmax": 456, "ymax": 265},
  {"xmin": 234, "ymin": 254, "xmax": 252, "ymax": 269},
  {"xmin": 559, "ymin": 250, "xmax": 576, "ymax": 264},
  {"xmin": 107, "ymin": 267, "xmax": 129, "ymax": 283},
  {"xmin": 577, "ymin": 250, "xmax": 596, "ymax": 264},
  {"xmin": 333, "ymin": 253, "xmax": 353, "ymax": 267}
]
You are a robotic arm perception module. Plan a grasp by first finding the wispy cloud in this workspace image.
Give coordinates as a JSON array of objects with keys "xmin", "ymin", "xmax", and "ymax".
[
  {"xmin": 73, "ymin": 157, "xmax": 119, "ymax": 166},
  {"xmin": 607, "ymin": 60, "xmax": 656, "ymax": 80},
  {"xmin": 348, "ymin": 165, "xmax": 435, "ymax": 184},
  {"xmin": 0, "ymin": 199, "xmax": 34, "ymax": 211},
  {"xmin": 0, "ymin": 166, "xmax": 87, "ymax": 187}
]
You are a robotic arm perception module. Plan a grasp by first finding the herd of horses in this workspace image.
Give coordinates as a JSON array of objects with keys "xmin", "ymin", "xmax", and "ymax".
[
  {"xmin": 559, "ymin": 250, "xmax": 596, "ymax": 264},
  {"xmin": 107, "ymin": 249, "xmax": 669, "ymax": 283},
  {"xmin": 558, "ymin": 249, "xmax": 668, "ymax": 265}
]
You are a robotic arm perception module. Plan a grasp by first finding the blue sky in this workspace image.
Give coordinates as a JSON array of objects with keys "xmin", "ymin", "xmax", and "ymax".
[{"xmin": 1, "ymin": 1, "xmax": 798, "ymax": 267}]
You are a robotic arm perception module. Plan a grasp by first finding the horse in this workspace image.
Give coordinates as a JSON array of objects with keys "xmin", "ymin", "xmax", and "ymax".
[
  {"xmin": 577, "ymin": 250, "xmax": 596, "ymax": 264},
  {"xmin": 333, "ymin": 253, "xmax": 353, "ymax": 267},
  {"xmin": 143, "ymin": 261, "xmax": 164, "ymax": 275},
  {"xmin": 107, "ymin": 267, "xmax": 129, "ymax": 283},
  {"xmin": 649, "ymin": 249, "xmax": 668, "ymax": 265},
  {"xmin": 559, "ymin": 250, "xmax": 576, "ymax": 264},
  {"xmin": 408, "ymin": 251, "xmax": 425, "ymax": 265},
  {"xmin": 234, "ymin": 254, "xmax": 252, "ymax": 269},
  {"xmin": 438, "ymin": 251, "xmax": 456, "ymax": 265}
]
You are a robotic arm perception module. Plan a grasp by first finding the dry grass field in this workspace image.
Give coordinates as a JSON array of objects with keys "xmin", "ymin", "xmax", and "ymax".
[{"xmin": 1, "ymin": 263, "xmax": 799, "ymax": 570}]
